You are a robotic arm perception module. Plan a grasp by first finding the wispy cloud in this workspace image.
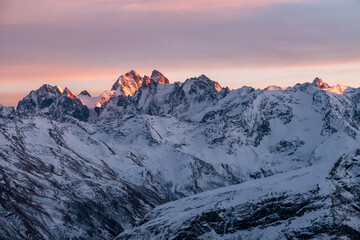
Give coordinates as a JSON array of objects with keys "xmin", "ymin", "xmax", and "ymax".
[{"xmin": 0, "ymin": 0, "xmax": 359, "ymax": 106}]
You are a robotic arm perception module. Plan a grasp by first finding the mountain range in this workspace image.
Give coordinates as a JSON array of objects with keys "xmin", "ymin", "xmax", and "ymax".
[{"xmin": 0, "ymin": 70, "xmax": 359, "ymax": 239}]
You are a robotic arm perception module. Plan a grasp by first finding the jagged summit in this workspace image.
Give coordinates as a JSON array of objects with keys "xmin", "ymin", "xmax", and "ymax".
[
  {"xmin": 16, "ymin": 84, "xmax": 89, "ymax": 121},
  {"xmin": 198, "ymin": 74, "xmax": 210, "ymax": 80},
  {"xmin": 9, "ymin": 74, "xmax": 355, "ymax": 125},
  {"xmin": 151, "ymin": 70, "xmax": 170, "ymax": 84},
  {"xmin": 312, "ymin": 77, "xmax": 329, "ymax": 89},
  {"xmin": 2, "ymin": 72, "xmax": 360, "ymax": 239},
  {"xmin": 16, "ymin": 84, "xmax": 63, "ymax": 114},
  {"xmin": 12, "ymin": 75, "xmax": 351, "ymax": 124},
  {"xmin": 111, "ymin": 70, "xmax": 142, "ymax": 96},
  {"xmin": 38, "ymin": 84, "xmax": 63, "ymax": 95},
  {"xmin": 111, "ymin": 70, "xmax": 170, "ymax": 96},
  {"xmin": 79, "ymin": 90, "xmax": 91, "ymax": 97},
  {"xmin": 141, "ymin": 75, "xmax": 151, "ymax": 87},
  {"xmin": 184, "ymin": 74, "xmax": 222, "ymax": 93},
  {"xmin": 63, "ymin": 87, "xmax": 78, "ymax": 100}
]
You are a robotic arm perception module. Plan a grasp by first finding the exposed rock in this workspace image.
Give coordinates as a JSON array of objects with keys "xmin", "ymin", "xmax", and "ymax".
[
  {"xmin": 111, "ymin": 70, "xmax": 143, "ymax": 96},
  {"xmin": 79, "ymin": 90, "xmax": 91, "ymax": 97},
  {"xmin": 312, "ymin": 77, "xmax": 330, "ymax": 89},
  {"xmin": 1, "ymin": 74, "xmax": 360, "ymax": 239},
  {"xmin": 150, "ymin": 70, "xmax": 170, "ymax": 84}
]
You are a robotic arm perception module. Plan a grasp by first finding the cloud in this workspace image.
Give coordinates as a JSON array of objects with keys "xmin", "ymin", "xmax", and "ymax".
[
  {"xmin": 0, "ymin": 0, "xmax": 345, "ymax": 25},
  {"xmin": 1, "ymin": 0, "xmax": 359, "ymax": 68},
  {"xmin": 121, "ymin": 0, "xmax": 308, "ymax": 11},
  {"xmin": 0, "ymin": 0, "xmax": 359, "ymax": 107}
]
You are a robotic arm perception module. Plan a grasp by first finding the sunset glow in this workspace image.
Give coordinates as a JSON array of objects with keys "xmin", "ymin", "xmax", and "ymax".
[{"xmin": 1, "ymin": 0, "xmax": 359, "ymax": 106}]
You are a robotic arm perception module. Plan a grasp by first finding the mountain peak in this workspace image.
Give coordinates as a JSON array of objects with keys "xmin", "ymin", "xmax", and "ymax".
[
  {"xmin": 198, "ymin": 74, "xmax": 210, "ymax": 81},
  {"xmin": 79, "ymin": 90, "xmax": 91, "ymax": 97},
  {"xmin": 183, "ymin": 75, "xmax": 222, "ymax": 93},
  {"xmin": 197, "ymin": 74, "xmax": 222, "ymax": 92},
  {"xmin": 63, "ymin": 87, "xmax": 78, "ymax": 100},
  {"xmin": 312, "ymin": 77, "xmax": 329, "ymax": 89},
  {"xmin": 150, "ymin": 70, "xmax": 170, "ymax": 84},
  {"xmin": 37, "ymin": 84, "xmax": 63, "ymax": 95},
  {"xmin": 111, "ymin": 70, "xmax": 143, "ymax": 96},
  {"xmin": 142, "ymin": 75, "xmax": 151, "ymax": 87}
]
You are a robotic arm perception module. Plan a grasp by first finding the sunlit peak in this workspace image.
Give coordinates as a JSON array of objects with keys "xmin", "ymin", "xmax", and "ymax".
[{"xmin": 312, "ymin": 77, "xmax": 329, "ymax": 89}]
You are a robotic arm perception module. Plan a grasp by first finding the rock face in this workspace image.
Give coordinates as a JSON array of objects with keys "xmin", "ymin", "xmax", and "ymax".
[
  {"xmin": 1, "ymin": 73, "xmax": 360, "ymax": 239},
  {"xmin": 79, "ymin": 90, "xmax": 91, "ymax": 97},
  {"xmin": 0, "ymin": 105, "xmax": 15, "ymax": 122},
  {"xmin": 111, "ymin": 70, "xmax": 143, "ymax": 96},
  {"xmin": 150, "ymin": 69, "xmax": 170, "ymax": 84},
  {"xmin": 17, "ymin": 85, "xmax": 89, "ymax": 122},
  {"xmin": 49, "ymin": 88, "xmax": 89, "ymax": 122},
  {"xmin": 117, "ymin": 150, "xmax": 360, "ymax": 240},
  {"xmin": 312, "ymin": 77, "xmax": 330, "ymax": 89},
  {"xmin": 17, "ymin": 84, "xmax": 63, "ymax": 115}
]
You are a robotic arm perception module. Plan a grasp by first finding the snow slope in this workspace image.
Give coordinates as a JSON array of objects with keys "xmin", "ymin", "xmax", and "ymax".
[
  {"xmin": 1, "ymin": 71, "xmax": 360, "ymax": 239},
  {"xmin": 117, "ymin": 148, "xmax": 360, "ymax": 239}
]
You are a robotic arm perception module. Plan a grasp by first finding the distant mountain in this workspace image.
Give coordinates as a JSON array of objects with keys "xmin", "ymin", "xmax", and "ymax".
[{"xmin": 0, "ymin": 70, "xmax": 359, "ymax": 239}]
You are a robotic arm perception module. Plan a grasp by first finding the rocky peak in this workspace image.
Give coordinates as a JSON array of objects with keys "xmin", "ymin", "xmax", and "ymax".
[
  {"xmin": 50, "ymin": 87, "xmax": 89, "ymax": 121},
  {"xmin": 312, "ymin": 77, "xmax": 329, "ymax": 89},
  {"xmin": 150, "ymin": 70, "xmax": 170, "ymax": 84},
  {"xmin": 183, "ymin": 75, "xmax": 222, "ymax": 93},
  {"xmin": 16, "ymin": 84, "xmax": 89, "ymax": 121},
  {"xmin": 177, "ymin": 75, "xmax": 224, "ymax": 105},
  {"xmin": 37, "ymin": 84, "xmax": 63, "ymax": 95},
  {"xmin": 17, "ymin": 84, "xmax": 64, "ymax": 114},
  {"xmin": 141, "ymin": 75, "xmax": 151, "ymax": 87},
  {"xmin": 35, "ymin": 84, "xmax": 63, "ymax": 97},
  {"xmin": 111, "ymin": 70, "xmax": 143, "ymax": 96},
  {"xmin": 219, "ymin": 86, "xmax": 231, "ymax": 97},
  {"xmin": 63, "ymin": 88, "xmax": 78, "ymax": 100},
  {"xmin": 79, "ymin": 90, "xmax": 91, "ymax": 97}
]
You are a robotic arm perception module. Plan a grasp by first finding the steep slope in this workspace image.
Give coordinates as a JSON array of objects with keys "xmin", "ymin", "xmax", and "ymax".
[
  {"xmin": 17, "ymin": 84, "xmax": 64, "ymax": 116},
  {"xmin": 0, "ymin": 105, "xmax": 15, "ymax": 120},
  {"xmin": 17, "ymin": 85, "xmax": 89, "ymax": 122},
  {"xmin": 77, "ymin": 70, "xmax": 171, "ymax": 122},
  {"xmin": 150, "ymin": 70, "xmax": 170, "ymax": 84},
  {"xmin": 49, "ymin": 88, "xmax": 89, "ymax": 122},
  {"xmin": 111, "ymin": 70, "xmax": 143, "ymax": 96},
  {"xmin": 0, "ymin": 117, "xmax": 166, "ymax": 239},
  {"xmin": 100, "ymin": 74, "xmax": 229, "ymax": 120},
  {"xmin": 1, "ymin": 73, "xmax": 360, "ymax": 239},
  {"xmin": 117, "ymin": 146, "xmax": 360, "ymax": 239}
]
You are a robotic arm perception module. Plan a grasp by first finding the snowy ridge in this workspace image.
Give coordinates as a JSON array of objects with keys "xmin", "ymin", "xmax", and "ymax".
[
  {"xmin": 117, "ymin": 148, "xmax": 360, "ymax": 239},
  {"xmin": 1, "ymin": 71, "xmax": 360, "ymax": 239}
]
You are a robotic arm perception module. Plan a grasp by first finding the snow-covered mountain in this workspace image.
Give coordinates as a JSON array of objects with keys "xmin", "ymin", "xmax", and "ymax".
[{"xmin": 1, "ymin": 70, "xmax": 360, "ymax": 239}]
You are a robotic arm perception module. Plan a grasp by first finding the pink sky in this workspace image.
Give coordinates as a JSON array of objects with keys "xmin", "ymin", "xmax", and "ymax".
[{"xmin": 1, "ymin": 0, "xmax": 360, "ymax": 106}]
